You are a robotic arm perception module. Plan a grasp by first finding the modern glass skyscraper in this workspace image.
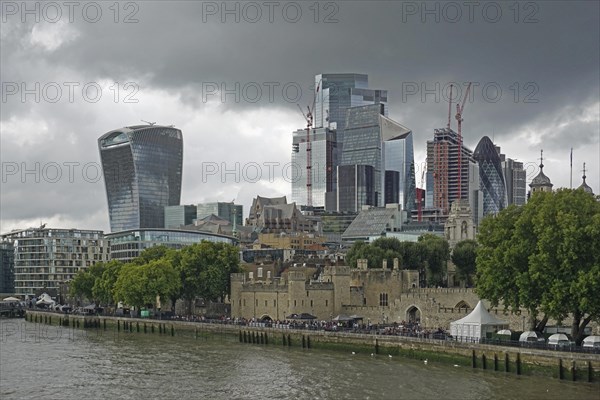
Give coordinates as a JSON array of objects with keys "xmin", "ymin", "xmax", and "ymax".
[
  {"xmin": 473, "ymin": 136, "xmax": 508, "ymax": 216},
  {"xmin": 291, "ymin": 127, "xmax": 337, "ymax": 209},
  {"xmin": 314, "ymin": 74, "xmax": 387, "ymax": 156},
  {"xmin": 98, "ymin": 124, "xmax": 183, "ymax": 232},
  {"xmin": 384, "ymin": 127, "xmax": 417, "ymax": 212},
  {"xmin": 341, "ymin": 104, "xmax": 415, "ymax": 209}
]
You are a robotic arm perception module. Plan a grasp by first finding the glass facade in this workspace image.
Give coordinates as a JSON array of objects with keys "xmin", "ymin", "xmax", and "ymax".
[
  {"xmin": 291, "ymin": 127, "xmax": 337, "ymax": 208},
  {"xmin": 337, "ymin": 164, "xmax": 375, "ymax": 212},
  {"xmin": 98, "ymin": 125, "xmax": 183, "ymax": 232},
  {"xmin": 474, "ymin": 136, "xmax": 508, "ymax": 216},
  {"xmin": 106, "ymin": 229, "xmax": 235, "ymax": 262},
  {"xmin": 383, "ymin": 130, "xmax": 416, "ymax": 212},
  {"xmin": 501, "ymin": 157, "xmax": 526, "ymax": 206},
  {"xmin": 0, "ymin": 241, "xmax": 15, "ymax": 293},
  {"xmin": 1, "ymin": 228, "xmax": 108, "ymax": 296},
  {"xmin": 164, "ymin": 205, "xmax": 197, "ymax": 229},
  {"xmin": 196, "ymin": 202, "xmax": 243, "ymax": 226},
  {"xmin": 313, "ymin": 74, "xmax": 387, "ymax": 162}
]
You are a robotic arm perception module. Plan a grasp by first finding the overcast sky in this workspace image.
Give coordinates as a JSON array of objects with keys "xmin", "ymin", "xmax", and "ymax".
[{"xmin": 1, "ymin": 1, "xmax": 599, "ymax": 233}]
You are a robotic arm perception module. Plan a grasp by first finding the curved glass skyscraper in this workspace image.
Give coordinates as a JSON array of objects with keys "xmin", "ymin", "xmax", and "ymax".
[
  {"xmin": 98, "ymin": 125, "xmax": 183, "ymax": 232},
  {"xmin": 473, "ymin": 136, "xmax": 507, "ymax": 216}
]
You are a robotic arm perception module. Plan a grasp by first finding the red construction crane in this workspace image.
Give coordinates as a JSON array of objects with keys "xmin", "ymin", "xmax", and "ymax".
[{"xmin": 455, "ymin": 82, "xmax": 472, "ymax": 201}]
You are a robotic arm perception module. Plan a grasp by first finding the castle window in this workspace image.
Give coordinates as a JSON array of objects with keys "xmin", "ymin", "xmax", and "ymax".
[
  {"xmin": 325, "ymin": 300, "xmax": 328, "ymax": 307},
  {"xmin": 267, "ymin": 271, "xmax": 271, "ymax": 279},
  {"xmin": 257, "ymin": 267, "xmax": 263, "ymax": 278},
  {"xmin": 310, "ymin": 300, "xmax": 313, "ymax": 307},
  {"xmin": 379, "ymin": 293, "xmax": 388, "ymax": 307},
  {"xmin": 265, "ymin": 300, "xmax": 267, "ymax": 307},
  {"xmin": 249, "ymin": 271, "xmax": 254, "ymax": 280}
]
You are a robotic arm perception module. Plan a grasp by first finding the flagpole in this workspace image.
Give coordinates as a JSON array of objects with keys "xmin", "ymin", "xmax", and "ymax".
[{"xmin": 570, "ymin": 148, "xmax": 573, "ymax": 189}]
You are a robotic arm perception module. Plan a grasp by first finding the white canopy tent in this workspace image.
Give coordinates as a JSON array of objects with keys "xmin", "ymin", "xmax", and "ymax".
[
  {"xmin": 582, "ymin": 335, "xmax": 600, "ymax": 348},
  {"xmin": 450, "ymin": 301, "xmax": 508, "ymax": 341}
]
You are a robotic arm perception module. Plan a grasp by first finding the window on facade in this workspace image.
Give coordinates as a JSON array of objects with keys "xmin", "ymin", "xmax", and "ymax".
[
  {"xmin": 294, "ymin": 300, "xmax": 297, "ymax": 307},
  {"xmin": 267, "ymin": 271, "xmax": 271, "ymax": 279},
  {"xmin": 257, "ymin": 267, "xmax": 263, "ymax": 278},
  {"xmin": 310, "ymin": 300, "xmax": 313, "ymax": 307},
  {"xmin": 249, "ymin": 271, "xmax": 253, "ymax": 280},
  {"xmin": 379, "ymin": 293, "xmax": 388, "ymax": 307},
  {"xmin": 325, "ymin": 300, "xmax": 328, "ymax": 307},
  {"xmin": 265, "ymin": 300, "xmax": 267, "ymax": 307}
]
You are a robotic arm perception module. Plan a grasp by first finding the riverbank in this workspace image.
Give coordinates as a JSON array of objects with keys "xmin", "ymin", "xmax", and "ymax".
[{"xmin": 23, "ymin": 310, "xmax": 600, "ymax": 384}]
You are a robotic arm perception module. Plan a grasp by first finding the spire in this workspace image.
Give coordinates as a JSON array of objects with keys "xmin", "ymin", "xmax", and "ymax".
[
  {"xmin": 578, "ymin": 162, "xmax": 594, "ymax": 195},
  {"xmin": 530, "ymin": 149, "xmax": 553, "ymax": 192}
]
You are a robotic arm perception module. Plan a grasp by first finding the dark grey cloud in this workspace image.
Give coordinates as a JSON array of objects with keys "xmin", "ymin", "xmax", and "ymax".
[{"xmin": 1, "ymin": 0, "xmax": 599, "ymax": 231}]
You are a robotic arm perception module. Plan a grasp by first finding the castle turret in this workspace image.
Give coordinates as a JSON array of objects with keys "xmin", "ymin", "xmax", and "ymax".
[{"xmin": 529, "ymin": 149, "xmax": 553, "ymax": 194}]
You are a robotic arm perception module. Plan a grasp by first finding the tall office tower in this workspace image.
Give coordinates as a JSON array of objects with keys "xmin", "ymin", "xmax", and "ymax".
[
  {"xmin": 500, "ymin": 155, "xmax": 526, "ymax": 206},
  {"xmin": 383, "ymin": 125, "xmax": 417, "ymax": 212},
  {"xmin": 291, "ymin": 127, "xmax": 337, "ymax": 209},
  {"xmin": 98, "ymin": 124, "xmax": 183, "ymax": 232},
  {"xmin": 196, "ymin": 202, "xmax": 243, "ymax": 226},
  {"xmin": 426, "ymin": 128, "xmax": 477, "ymax": 216},
  {"xmin": 1, "ymin": 227, "xmax": 108, "ymax": 296},
  {"xmin": 337, "ymin": 164, "xmax": 375, "ymax": 212},
  {"xmin": 164, "ymin": 205, "xmax": 198, "ymax": 229},
  {"xmin": 313, "ymin": 74, "xmax": 387, "ymax": 161},
  {"xmin": 341, "ymin": 104, "xmax": 415, "ymax": 208},
  {"xmin": 473, "ymin": 136, "xmax": 508, "ymax": 216}
]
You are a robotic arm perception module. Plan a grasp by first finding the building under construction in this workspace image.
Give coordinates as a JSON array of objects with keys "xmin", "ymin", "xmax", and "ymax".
[{"xmin": 426, "ymin": 127, "xmax": 480, "ymax": 219}]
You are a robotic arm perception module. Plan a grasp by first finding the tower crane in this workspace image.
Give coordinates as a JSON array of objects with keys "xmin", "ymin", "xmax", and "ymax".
[
  {"xmin": 417, "ymin": 160, "xmax": 426, "ymax": 222},
  {"xmin": 455, "ymin": 82, "xmax": 472, "ymax": 201},
  {"xmin": 296, "ymin": 81, "xmax": 320, "ymax": 209}
]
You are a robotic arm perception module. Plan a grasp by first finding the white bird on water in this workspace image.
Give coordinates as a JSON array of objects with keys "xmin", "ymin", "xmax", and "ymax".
[
  {"xmin": 423, "ymin": 359, "xmax": 428, "ymax": 364},
  {"xmin": 351, "ymin": 351, "xmax": 356, "ymax": 355},
  {"xmin": 370, "ymin": 353, "xmax": 374, "ymax": 357},
  {"xmin": 388, "ymin": 354, "xmax": 392, "ymax": 358}
]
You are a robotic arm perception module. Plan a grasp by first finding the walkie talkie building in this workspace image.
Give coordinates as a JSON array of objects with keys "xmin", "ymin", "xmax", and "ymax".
[{"xmin": 98, "ymin": 124, "xmax": 183, "ymax": 232}]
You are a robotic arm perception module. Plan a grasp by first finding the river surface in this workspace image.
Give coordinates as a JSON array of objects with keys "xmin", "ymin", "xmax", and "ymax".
[{"xmin": 1, "ymin": 320, "xmax": 598, "ymax": 400}]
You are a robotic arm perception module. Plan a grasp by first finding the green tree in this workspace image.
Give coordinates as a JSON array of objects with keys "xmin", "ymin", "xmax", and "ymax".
[
  {"xmin": 476, "ymin": 190, "xmax": 600, "ymax": 343},
  {"xmin": 451, "ymin": 239, "xmax": 478, "ymax": 286},
  {"xmin": 418, "ymin": 234, "xmax": 450, "ymax": 287},
  {"xmin": 69, "ymin": 262, "xmax": 106, "ymax": 304},
  {"xmin": 175, "ymin": 241, "xmax": 240, "ymax": 314},
  {"xmin": 113, "ymin": 259, "xmax": 181, "ymax": 310},
  {"xmin": 92, "ymin": 260, "xmax": 123, "ymax": 306},
  {"xmin": 345, "ymin": 241, "xmax": 386, "ymax": 268}
]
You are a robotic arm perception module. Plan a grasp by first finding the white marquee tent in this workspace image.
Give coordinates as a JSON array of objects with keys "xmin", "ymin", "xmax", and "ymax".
[{"xmin": 450, "ymin": 301, "xmax": 508, "ymax": 341}]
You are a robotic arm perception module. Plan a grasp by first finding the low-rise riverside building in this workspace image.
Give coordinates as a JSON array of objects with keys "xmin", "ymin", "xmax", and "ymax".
[
  {"xmin": 105, "ymin": 228, "xmax": 236, "ymax": 262},
  {"xmin": 1, "ymin": 226, "xmax": 109, "ymax": 296}
]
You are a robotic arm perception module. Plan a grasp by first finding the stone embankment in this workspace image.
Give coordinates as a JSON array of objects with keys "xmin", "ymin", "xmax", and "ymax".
[{"xmin": 23, "ymin": 310, "xmax": 600, "ymax": 384}]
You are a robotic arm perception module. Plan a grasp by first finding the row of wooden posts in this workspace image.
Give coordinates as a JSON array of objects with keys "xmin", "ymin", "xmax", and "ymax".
[
  {"xmin": 238, "ymin": 330, "xmax": 317, "ymax": 349},
  {"xmin": 27, "ymin": 312, "xmax": 176, "ymax": 336},
  {"xmin": 470, "ymin": 349, "xmax": 595, "ymax": 382}
]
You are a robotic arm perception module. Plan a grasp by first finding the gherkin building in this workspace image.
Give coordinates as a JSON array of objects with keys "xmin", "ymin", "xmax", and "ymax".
[
  {"xmin": 98, "ymin": 125, "xmax": 183, "ymax": 232},
  {"xmin": 473, "ymin": 136, "xmax": 507, "ymax": 216}
]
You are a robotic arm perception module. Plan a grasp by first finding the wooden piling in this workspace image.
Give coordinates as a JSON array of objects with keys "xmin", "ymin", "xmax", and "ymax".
[
  {"xmin": 558, "ymin": 359, "xmax": 563, "ymax": 380},
  {"xmin": 282, "ymin": 334, "xmax": 287, "ymax": 346},
  {"xmin": 494, "ymin": 353, "xmax": 498, "ymax": 371},
  {"xmin": 504, "ymin": 353, "xmax": 509, "ymax": 373},
  {"xmin": 287, "ymin": 334, "xmax": 291, "ymax": 347},
  {"xmin": 482, "ymin": 354, "xmax": 487, "ymax": 370},
  {"xmin": 588, "ymin": 361, "xmax": 593, "ymax": 383},
  {"xmin": 571, "ymin": 361, "xmax": 576, "ymax": 381},
  {"xmin": 307, "ymin": 336, "xmax": 310, "ymax": 349},
  {"xmin": 516, "ymin": 353, "xmax": 521, "ymax": 375},
  {"xmin": 471, "ymin": 350, "xmax": 476, "ymax": 368}
]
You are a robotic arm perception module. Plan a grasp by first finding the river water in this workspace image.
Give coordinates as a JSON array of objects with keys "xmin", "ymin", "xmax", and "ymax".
[{"xmin": 1, "ymin": 321, "xmax": 597, "ymax": 400}]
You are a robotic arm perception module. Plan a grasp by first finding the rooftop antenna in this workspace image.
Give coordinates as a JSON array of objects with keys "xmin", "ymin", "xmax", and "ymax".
[{"xmin": 141, "ymin": 120, "xmax": 156, "ymax": 126}]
